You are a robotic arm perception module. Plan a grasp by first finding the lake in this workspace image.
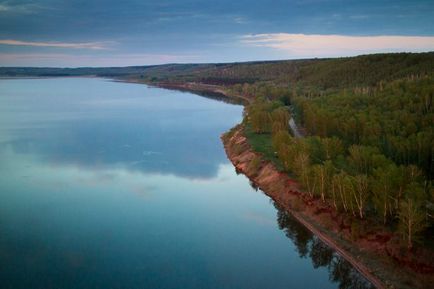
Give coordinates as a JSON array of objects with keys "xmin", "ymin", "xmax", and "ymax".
[{"xmin": 0, "ymin": 78, "xmax": 374, "ymax": 289}]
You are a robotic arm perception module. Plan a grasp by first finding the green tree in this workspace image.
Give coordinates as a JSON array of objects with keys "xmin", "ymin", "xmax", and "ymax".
[
  {"xmin": 349, "ymin": 174, "xmax": 370, "ymax": 219},
  {"xmin": 371, "ymin": 164, "xmax": 398, "ymax": 224},
  {"xmin": 294, "ymin": 151, "xmax": 314, "ymax": 197},
  {"xmin": 271, "ymin": 106, "xmax": 290, "ymax": 135},
  {"xmin": 312, "ymin": 161, "xmax": 334, "ymax": 202},
  {"xmin": 332, "ymin": 171, "xmax": 352, "ymax": 213},
  {"xmin": 250, "ymin": 110, "xmax": 271, "ymax": 133},
  {"xmin": 398, "ymin": 182, "xmax": 427, "ymax": 249},
  {"xmin": 321, "ymin": 137, "xmax": 344, "ymax": 161},
  {"xmin": 272, "ymin": 130, "xmax": 292, "ymax": 153}
]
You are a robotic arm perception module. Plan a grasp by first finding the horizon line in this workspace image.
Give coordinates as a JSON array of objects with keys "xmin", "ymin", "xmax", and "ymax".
[{"xmin": 1, "ymin": 50, "xmax": 433, "ymax": 69}]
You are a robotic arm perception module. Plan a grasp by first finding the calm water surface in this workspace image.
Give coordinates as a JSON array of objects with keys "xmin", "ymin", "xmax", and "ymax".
[{"xmin": 0, "ymin": 78, "xmax": 374, "ymax": 289}]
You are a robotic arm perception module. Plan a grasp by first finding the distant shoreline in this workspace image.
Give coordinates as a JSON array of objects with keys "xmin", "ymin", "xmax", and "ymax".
[{"xmin": 119, "ymin": 78, "xmax": 251, "ymax": 105}]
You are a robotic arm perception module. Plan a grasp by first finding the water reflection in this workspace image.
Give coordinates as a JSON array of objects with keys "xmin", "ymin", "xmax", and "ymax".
[
  {"xmin": 0, "ymin": 78, "xmax": 243, "ymax": 179},
  {"xmin": 275, "ymin": 203, "xmax": 375, "ymax": 289}
]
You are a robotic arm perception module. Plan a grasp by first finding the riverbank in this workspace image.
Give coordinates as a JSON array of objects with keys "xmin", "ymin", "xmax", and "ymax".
[
  {"xmin": 222, "ymin": 125, "xmax": 434, "ymax": 289},
  {"xmin": 118, "ymin": 78, "xmax": 251, "ymax": 105}
]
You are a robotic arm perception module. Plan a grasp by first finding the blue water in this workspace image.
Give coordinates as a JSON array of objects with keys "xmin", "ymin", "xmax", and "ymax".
[{"xmin": 0, "ymin": 78, "xmax": 374, "ymax": 289}]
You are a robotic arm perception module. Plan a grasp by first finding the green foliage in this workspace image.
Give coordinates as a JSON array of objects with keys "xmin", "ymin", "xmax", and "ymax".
[
  {"xmin": 398, "ymin": 182, "xmax": 428, "ymax": 249},
  {"xmin": 244, "ymin": 85, "xmax": 433, "ymax": 247},
  {"xmin": 247, "ymin": 98, "xmax": 275, "ymax": 133},
  {"xmin": 244, "ymin": 124, "xmax": 284, "ymax": 171},
  {"xmin": 349, "ymin": 174, "xmax": 370, "ymax": 219},
  {"xmin": 271, "ymin": 107, "xmax": 290, "ymax": 132},
  {"xmin": 272, "ymin": 130, "xmax": 292, "ymax": 153},
  {"xmin": 250, "ymin": 110, "xmax": 271, "ymax": 133},
  {"xmin": 311, "ymin": 162, "xmax": 334, "ymax": 202},
  {"xmin": 295, "ymin": 77, "xmax": 434, "ymax": 178}
]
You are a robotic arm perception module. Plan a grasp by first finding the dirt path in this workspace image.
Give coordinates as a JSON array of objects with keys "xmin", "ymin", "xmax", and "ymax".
[{"xmin": 289, "ymin": 118, "xmax": 303, "ymax": 138}]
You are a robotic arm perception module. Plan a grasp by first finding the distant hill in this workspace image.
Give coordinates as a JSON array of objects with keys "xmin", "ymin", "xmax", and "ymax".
[{"xmin": 2, "ymin": 52, "xmax": 433, "ymax": 91}]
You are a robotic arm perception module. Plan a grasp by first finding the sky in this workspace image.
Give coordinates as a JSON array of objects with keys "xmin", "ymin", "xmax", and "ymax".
[{"xmin": 0, "ymin": 0, "xmax": 433, "ymax": 67}]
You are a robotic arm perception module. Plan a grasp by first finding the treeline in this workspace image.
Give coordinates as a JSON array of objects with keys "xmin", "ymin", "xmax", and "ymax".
[
  {"xmin": 152, "ymin": 53, "xmax": 434, "ymax": 91},
  {"xmin": 245, "ymin": 80, "xmax": 433, "ymax": 249},
  {"xmin": 4, "ymin": 52, "xmax": 433, "ymax": 93},
  {"xmin": 146, "ymin": 52, "xmax": 434, "ymax": 93}
]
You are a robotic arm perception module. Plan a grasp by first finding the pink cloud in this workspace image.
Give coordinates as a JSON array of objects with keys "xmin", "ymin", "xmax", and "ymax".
[
  {"xmin": 0, "ymin": 39, "xmax": 111, "ymax": 50},
  {"xmin": 241, "ymin": 34, "xmax": 434, "ymax": 57}
]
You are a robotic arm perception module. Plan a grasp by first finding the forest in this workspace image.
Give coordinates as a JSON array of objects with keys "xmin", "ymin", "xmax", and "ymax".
[{"xmin": 244, "ymin": 73, "xmax": 433, "ymax": 250}]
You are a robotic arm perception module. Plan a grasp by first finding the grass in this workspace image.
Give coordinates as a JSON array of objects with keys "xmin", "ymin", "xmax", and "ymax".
[{"xmin": 244, "ymin": 124, "xmax": 285, "ymax": 171}]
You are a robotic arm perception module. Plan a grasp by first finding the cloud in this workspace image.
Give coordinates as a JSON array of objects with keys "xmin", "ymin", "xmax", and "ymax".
[
  {"xmin": 0, "ymin": 39, "xmax": 112, "ymax": 50},
  {"xmin": 241, "ymin": 34, "xmax": 434, "ymax": 57},
  {"xmin": 0, "ymin": 1, "xmax": 47, "ymax": 14},
  {"xmin": 349, "ymin": 15, "xmax": 371, "ymax": 20},
  {"xmin": 233, "ymin": 16, "xmax": 248, "ymax": 24}
]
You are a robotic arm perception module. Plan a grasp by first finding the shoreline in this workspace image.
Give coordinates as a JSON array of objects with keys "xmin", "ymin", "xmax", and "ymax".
[
  {"xmin": 119, "ymin": 78, "xmax": 252, "ymax": 105},
  {"xmin": 221, "ymin": 125, "xmax": 434, "ymax": 289}
]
